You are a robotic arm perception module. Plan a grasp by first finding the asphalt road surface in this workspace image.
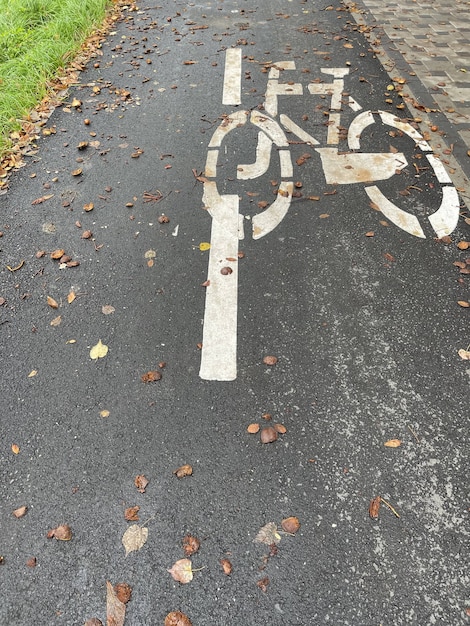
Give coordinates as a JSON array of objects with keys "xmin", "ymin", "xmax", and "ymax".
[{"xmin": 1, "ymin": 1, "xmax": 469, "ymax": 624}]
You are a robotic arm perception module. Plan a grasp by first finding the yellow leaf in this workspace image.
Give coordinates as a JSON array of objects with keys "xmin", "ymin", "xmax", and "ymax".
[
  {"xmin": 83, "ymin": 203, "xmax": 94, "ymax": 212},
  {"xmin": 199, "ymin": 242, "xmax": 211, "ymax": 251},
  {"xmin": 384, "ymin": 439, "xmax": 402, "ymax": 448},
  {"xmin": 90, "ymin": 339, "xmax": 109, "ymax": 360},
  {"xmin": 387, "ymin": 85, "xmax": 395, "ymax": 91},
  {"xmin": 28, "ymin": 370, "xmax": 38, "ymax": 378},
  {"xmin": 67, "ymin": 291, "xmax": 76, "ymax": 304},
  {"xmin": 144, "ymin": 249, "xmax": 156, "ymax": 259},
  {"xmin": 100, "ymin": 410, "xmax": 110, "ymax": 418},
  {"xmin": 47, "ymin": 296, "xmax": 59, "ymax": 309},
  {"xmin": 12, "ymin": 444, "xmax": 20, "ymax": 454},
  {"xmin": 66, "ymin": 339, "xmax": 76, "ymax": 344}
]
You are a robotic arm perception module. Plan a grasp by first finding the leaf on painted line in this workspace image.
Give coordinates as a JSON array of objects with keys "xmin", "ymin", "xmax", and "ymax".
[
  {"xmin": 168, "ymin": 558, "xmax": 193, "ymax": 584},
  {"xmin": 90, "ymin": 339, "xmax": 108, "ymax": 360},
  {"xmin": 122, "ymin": 524, "xmax": 149, "ymax": 556}
]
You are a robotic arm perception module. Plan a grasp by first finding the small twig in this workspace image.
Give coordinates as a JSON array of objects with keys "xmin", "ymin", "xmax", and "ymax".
[
  {"xmin": 191, "ymin": 566, "xmax": 206, "ymax": 572},
  {"xmin": 143, "ymin": 190, "xmax": 164, "ymax": 202},
  {"xmin": 6, "ymin": 260, "xmax": 25, "ymax": 272},
  {"xmin": 380, "ymin": 497, "xmax": 400, "ymax": 518},
  {"xmin": 407, "ymin": 424, "xmax": 420, "ymax": 443}
]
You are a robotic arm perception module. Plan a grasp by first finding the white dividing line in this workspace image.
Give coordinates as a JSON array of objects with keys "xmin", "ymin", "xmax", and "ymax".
[
  {"xmin": 200, "ymin": 185, "xmax": 242, "ymax": 381},
  {"xmin": 222, "ymin": 48, "xmax": 242, "ymax": 106}
]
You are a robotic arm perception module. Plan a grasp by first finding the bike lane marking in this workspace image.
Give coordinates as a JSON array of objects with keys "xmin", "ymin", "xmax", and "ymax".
[{"xmin": 222, "ymin": 48, "xmax": 242, "ymax": 106}]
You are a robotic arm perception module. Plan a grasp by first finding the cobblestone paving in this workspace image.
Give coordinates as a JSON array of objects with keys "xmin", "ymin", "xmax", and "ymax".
[{"xmin": 348, "ymin": 0, "xmax": 470, "ymax": 197}]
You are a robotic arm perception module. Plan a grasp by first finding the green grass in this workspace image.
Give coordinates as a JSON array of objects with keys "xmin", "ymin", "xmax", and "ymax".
[{"xmin": 0, "ymin": 0, "xmax": 112, "ymax": 158}]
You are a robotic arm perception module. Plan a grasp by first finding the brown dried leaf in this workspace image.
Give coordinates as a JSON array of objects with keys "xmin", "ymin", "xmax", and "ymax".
[
  {"xmin": 67, "ymin": 291, "xmax": 76, "ymax": 304},
  {"xmin": 263, "ymin": 355, "xmax": 278, "ymax": 366},
  {"xmin": 182, "ymin": 534, "xmax": 200, "ymax": 557},
  {"xmin": 168, "ymin": 558, "xmax": 193, "ymax": 583},
  {"xmin": 220, "ymin": 558, "xmax": 233, "ymax": 575},
  {"xmin": 383, "ymin": 252, "xmax": 396, "ymax": 262},
  {"xmin": 260, "ymin": 426, "xmax": 278, "ymax": 444},
  {"xmin": 457, "ymin": 300, "xmax": 470, "ymax": 308},
  {"xmin": 50, "ymin": 315, "xmax": 62, "ymax": 327},
  {"xmin": 26, "ymin": 557, "xmax": 37, "ymax": 568},
  {"xmin": 106, "ymin": 580, "xmax": 126, "ymax": 626},
  {"xmin": 71, "ymin": 168, "xmax": 83, "ymax": 177},
  {"xmin": 274, "ymin": 423, "xmax": 287, "ymax": 434},
  {"xmin": 124, "ymin": 506, "xmax": 140, "ymax": 522},
  {"xmin": 134, "ymin": 475, "xmax": 149, "ymax": 493},
  {"xmin": 82, "ymin": 229, "xmax": 93, "ymax": 239},
  {"xmin": 457, "ymin": 241, "xmax": 470, "ymax": 250},
  {"xmin": 174, "ymin": 464, "xmax": 193, "ymax": 478},
  {"xmin": 281, "ymin": 516, "xmax": 300, "ymax": 534},
  {"xmin": 47, "ymin": 524, "xmax": 72, "ymax": 541},
  {"xmin": 369, "ymin": 496, "xmax": 381, "ymax": 519},
  {"xmin": 220, "ymin": 266, "xmax": 233, "ymax": 275},
  {"xmin": 47, "ymin": 296, "xmax": 59, "ymax": 309},
  {"xmin": 384, "ymin": 439, "xmax": 402, "ymax": 448},
  {"xmin": 102, "ymin": 304, "xmax": 115, "ymax": 315},
  {"xmin": 141, "ymin": 370, "xmax": 162, "ymax": 382},
  {"xmin": 114, "ymin": 583, "xmax": 132, "ymax": 605},
  {"xmin": 247, "ymin": 423, "xmax": 260, "ymax": 434},
  {"xmin": 83, "ymin": 203, "xmax": 94, "ymax": 212},
  {"xmin": 458, "ymin": 349, "xmax": 470, "ymax": 360},
  {"xmin": 257, "ymin": 576, "xmax": 270, "ymax": 592},
  {"xmin": 51, "ymin": 249, "xmax": 65, "ymax": 260},
  {"xmin": 12, "ymin": 505, "xmax": 28, "ymax": 519},
  {"xmin": 164, "ymin": 611, "xmax": 193, "ymax": 626}
]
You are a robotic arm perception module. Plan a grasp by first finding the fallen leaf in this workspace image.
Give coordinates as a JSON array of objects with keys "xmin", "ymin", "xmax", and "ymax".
[
  {"xmin": 83, "ymin": 203, "xmax": 94, "ymax": 212},
  {"xmin": 47, "ymin": 296, "xmax": 59, "ymax": 309},
  {"xmin": 47, "ymin": 524, "xmax": 72, "ymax": 540},
  {"xmin": 11, "ymin": 444, "xmax": 20, "ymax": 454},
  {"xmin": 319, "ymin": 213, "xmax": 330, "ymax": 219},
  {"xmin": 26, "ymin": 557, "xmax": 37, "ymax": 568},
  {"xmin": 12, "ymin": 505, "xmax": 28, "ymax": 519},
  {"xmin": 199, "ymin": 242, "xmax": 210, "ymax": 251},
  {"xmin": 457, "ymin": 301, "xmax": 470, "ymax": 308},
  {"xmin": 182, "ymin": 535, "xmax": 200, "ymax": 556},
  {"xmin": 114, "ymin": 583, "xmax": 132, "ymax": 604},
  {"xmin": 260, "ymin": 426, "xmax": 278, "ymax": 444},
  {"xmin": 100, "ymin": 410, "xmax": 110, "ymax": 418},
  {"xmin": 369, "ymin": 496, "xmax": 381, "ymax": 519},
  {"xmin": 71, "ymin": 168, "xmax": 83, "ymax": 177},
  {"xmin": 31, "ymin": 194, "xmax": 54, "ymax": 205},
  {"xmin": 255, "ymin": 522, "xmax": 281, "ymax": 545},
  {"xmin": 122, "ymin": 524, "xmax": 149, "ymax": 556},
  {"xmin": 457, "ymin": 241, "xmax": 470, "ymax": 250},
  {"xmin": 102, "ymin": 305, "xmax": 115, "ymax": 315},
  {"xmin": 28, "ymin": 370, "xmax": 37, "ymax": 378},
  {"xmin": 274, "ymin": 423, "xmax": 287, "ymax": 434},
  {"xmin": 82, "ymin": 229, "xmax": 93, "ymax": 239},
  {"xmin": 458, "ymin": 349, "xmax": 470, "ymax": 360},
  {"xmin": 384, "ymin": 439, "xmax": 402, "ymax": 448},
  {"xmin": 168, "ymin": 558, "xmax": 193, "ymax": 584},
  {"xmin": 90, "ymin": 339, "xmax": 108, "ymax": 360},
  {"xmin": 383, "ymin": 252, "xmax": 396, "ymax": 262},
  {"xmin": 281, "ymin": 516, "xmax": 300, "ymax": 534},
  {"xmin": 220, "ymin": 558, "xmax": 233, "ymax": 575},
  {"xmin": 67, "ymin": 291, "xmax": 76, "ymax": 304},
  {"xmin": 247, "ymin": 423, "xmax": 260, "ymax": 434},
  {"xmin": 134, "ymin": 475, "xmax": 149, "ymax": 493},
  {"xmin": 173, "ymin": 464, "xmax": 193, "ymax": 478},
  {"xmin": 106, "ymin": 581, "xmax": 126, "ymax": 626},
  {"xmin": 50, "ymin": 315, "xmax": 62, "ymax": 327},
  {"xmin": 141, "ymin": 370, "xmax": 162, "ymax": 382},
  {"xmin": 365, "ymin": 231, "xmax": 375, "ymax": 237},
  {"xmin": 257, "ymin": 576, "xmax": 270, "ymax": 592},
  {"xmin": 263, "ymin": 355, "xmax": 278, "ymax": 366},
  {"xmin": 124, "ymin": 506, "xmax": 140, "ymax": 521},
  {"xmin": 144, "ymin": 249, "xmax": 156, "ymax": 259},
  {"xmin": 164, "ymin": 611, "xmax": 193, "ymax": 626}
]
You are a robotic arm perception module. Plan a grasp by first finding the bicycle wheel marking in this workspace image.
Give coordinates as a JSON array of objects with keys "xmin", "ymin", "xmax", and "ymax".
[
  {"xmin": 199, "ymin": 50, "xmax": 462, "ymax": 381},
  {"xmin": 222, "ymin": 48, "xmax": 242, "ymax": 106}
]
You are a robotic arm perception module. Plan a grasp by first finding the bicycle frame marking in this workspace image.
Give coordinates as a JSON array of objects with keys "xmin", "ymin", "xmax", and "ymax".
[{"xmin": 199, "ymin": 50, "xmax": 460, "ymax": 381}]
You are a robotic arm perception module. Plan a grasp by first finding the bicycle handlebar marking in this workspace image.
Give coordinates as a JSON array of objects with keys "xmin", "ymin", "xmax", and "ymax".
[{"xmin": 199, "ymin": 49, "xmax": 461, "ymax": 381}]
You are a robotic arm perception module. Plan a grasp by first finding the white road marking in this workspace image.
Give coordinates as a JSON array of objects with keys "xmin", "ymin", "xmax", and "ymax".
[
  {"xmin": 238, "ymin": 132, "xmax": 273, "ymax": 179},
  {"xmin": 365, "ymin": 185, "xmax": 426, "ymax": 238},
  {"xmin": 222, "ymin": 48, "xmax": 242, "ymax": 106},
  {"xmin": 209, "ymin": 110, "xmax": 248, "ymax": 147},
  {"xmin": 252, "ymin": 181, "xmax": 294, "ymax": 239},
  {"xmin": 428, "ymin": 186, "xmax": 460, "ymax": 237},
  {"xmin": 316, "ymin": 148, "xmax": 407, "ymax": 184},
  {"xmin": 280, "ymin": 114, "xmax": 319, "ymax": 146}
]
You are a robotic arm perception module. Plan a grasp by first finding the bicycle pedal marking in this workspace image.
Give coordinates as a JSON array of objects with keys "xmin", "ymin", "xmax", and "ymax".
[{"xmin": 199, "ymin": 50, "xmax": 461, "ymax": 381}]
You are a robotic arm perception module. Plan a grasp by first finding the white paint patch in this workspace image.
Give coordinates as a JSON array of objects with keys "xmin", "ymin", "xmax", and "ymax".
[
  {"xmin": 222, "ymin": 48, "xmax": 242, "ymax": 106},
  {"xmin": 316, "ymin": 148, "xmax": 407, "ymax": 184},
  {"xmin": 365, "ymin": 185, "xmax": 426, "ymax": 238},
  {"xmin": 427, "ymin": 185, "xmax": 460, "ymax": 237}
]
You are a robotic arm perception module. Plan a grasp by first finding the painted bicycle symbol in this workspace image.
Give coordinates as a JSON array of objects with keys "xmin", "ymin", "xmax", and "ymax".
[{"xmin": 199, "ymin": 49, "xmax": 460, "ymax": 381}]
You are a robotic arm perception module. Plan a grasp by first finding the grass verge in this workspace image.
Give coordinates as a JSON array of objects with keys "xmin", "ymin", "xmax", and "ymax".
[{"xmin": 0, "ymin": 0, "xmax": 112, "ymax": 160}]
